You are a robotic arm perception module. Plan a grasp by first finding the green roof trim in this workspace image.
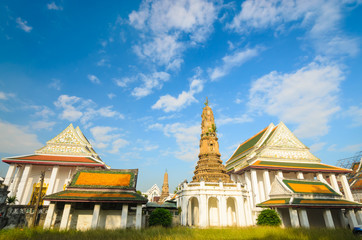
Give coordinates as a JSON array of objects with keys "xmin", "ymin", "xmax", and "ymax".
[
  {"xmin": 282, "ymin": 179, "xmax": 339, "ymax": 195},
  {"xmin": 229, "ymin": 127, "xmax": 267, "ymax": 161},
  {"xmin": 44, "ymin": 190, "xmax": 147, "ymax": 203},
  {"xmin": 257, "ymin": 161, "xmax": 339, "ymax": 169}
]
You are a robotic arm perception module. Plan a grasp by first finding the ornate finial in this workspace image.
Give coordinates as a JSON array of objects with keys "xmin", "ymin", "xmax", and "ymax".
[{"xmin": 204, "ymin": 97, "xmax": 209, "ymax": 106}]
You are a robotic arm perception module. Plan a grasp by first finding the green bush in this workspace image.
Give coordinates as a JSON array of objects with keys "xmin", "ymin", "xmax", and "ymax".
[
  {"xmin": 149, "ymin": 208, "xmax": 172, "ymax": 227},
  {"xmin": 256, "ymin": 209, "xmax": 282, "ymax": 226}
]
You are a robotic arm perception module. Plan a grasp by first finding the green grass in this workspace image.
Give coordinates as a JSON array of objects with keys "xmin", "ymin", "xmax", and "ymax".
[{"xmin": 0, "ymin": 226, "xmax": 358, "ymax": 240}]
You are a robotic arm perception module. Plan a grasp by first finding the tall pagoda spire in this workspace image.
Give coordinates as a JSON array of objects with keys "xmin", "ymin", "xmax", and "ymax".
[
  {"xmin": 159, "ymin": 170, "xmax": 170, "ymax": 203},
  {"xmin": 192, "ymin": 99, "xmax": 231, "ymax": 183}
]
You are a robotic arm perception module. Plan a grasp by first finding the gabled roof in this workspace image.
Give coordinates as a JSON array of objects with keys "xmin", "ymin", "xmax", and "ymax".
[
  {"xmin": 282, "ymin": 179, "xmax": 339, "ymax": 196},
  {"xmin": 225, "ymin": 122, "xmax": 341, "ymax": 173},
  {"xmin": 44, "ymin": 169, "xmax": 147, "ymax": 204},
  {"xmin": 257, "ymin": 198, "xmax": 362, "ymax": 208},
  {"xmin": 2, "ymin": 123, "xmax": 108, "ymax": 168}
]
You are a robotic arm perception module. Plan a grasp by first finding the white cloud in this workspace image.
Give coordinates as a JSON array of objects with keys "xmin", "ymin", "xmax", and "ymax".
[
  {"xmin": 309, "ymin": 142, "xmax": 327, "ymax": 153},
  {"xmin": 32, "ymin": 106, "xmax": 55, "ymax": 119},
  {"xmin": 0, "ymin": 121, "xmax": 42, "ymax": 154},
  {"xmin": 149, "ymin": 122, "xmax": 200, "ymax": 161},
  {"xmin": 0, "ymin": 91, "xmax": 15, "ymax": 100},
  {"xmin": 113, "ymin": 77, "xmax": 133, "ymax": 88},
  {"xmin": 48, "ymin": 79, "xmax": 61, "ymax": 90},
  {"xmin": 131, "ymin": 71, "xmax": 170, "ymax": 98},
  {"xmin": 47, "ymin": 2, "xmax": 63, "ymax": 10},
  {"xmin": 107, "ymin": 93, "xmax": 116, "ymax": 99},
  {"xmin": 87, "ymin": 74, "xmax": 101, "ymax": 84},
  {"xmin": 209, "ymin": 47, "xmax": 262, "ymax": 81},
  {"xmin": 345, "ymin": 105, "xmax": 362, "ymax": 127},
  {"xmin": 133, "ymin": 139, "xmax": 159, "ymax": 151},
  {"xmin": 248, "ymin": 59, "xmax": 344, "ymax": 138},
  {"xmin": 16, "ymin": 17, "xmax": 32, "ymax": 33},
  {"xmin": 216, "ymin": 114, "xmax": 252, "ymax": 126},
  {"xmin": 54, "ymin": 95, "xmax": 124, "ymax": 125},
  {"xmin": 96, "ymin": 58, "xmax": 110, "ymax": 67},
  {"xmin": 31, "ymin": 120, "xmax": 56, "ymax": 130},
  {"xmin": 129, "ymin": 0, "xmax": 219, "ymax": 69},
  {"xmin": 90, "ymin": 126, "xmax": 129, "ymax": 153},
  {"xmin": 228, "ymin": 0, "xmax": 360, "ymax": 56},
  {"xmin": 152, "ymin": 72, "xmax": 204, "ymax": 112}
]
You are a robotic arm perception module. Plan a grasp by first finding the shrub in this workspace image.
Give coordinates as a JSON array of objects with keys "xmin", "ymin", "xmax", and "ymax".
[
  {"xmin": 256, "ymin": 209, "xmax": 281, "ymax": 226},
  {"xmin": 149, "ymin": 208, "xmax": 172, "ymax": 227}
]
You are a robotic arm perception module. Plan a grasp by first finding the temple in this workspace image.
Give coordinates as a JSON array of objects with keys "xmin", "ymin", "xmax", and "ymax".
[
  {"xmin": 177, "ymin": 100, "xmax": 247, "ymax": 227},
  {"xmin": 2, "ymin": 124, "xmax": 108, "ymax": 206},
  {"xmin": 158, "ymin": 170, "xmax": 170, "ymax": 204},
  {"xmin": 226, "ymin": 122, "xmax": 362, "ymax": 228},
  {"xmin": 43, "ymin": 169, "xmax": 147, "ymax": 230}
]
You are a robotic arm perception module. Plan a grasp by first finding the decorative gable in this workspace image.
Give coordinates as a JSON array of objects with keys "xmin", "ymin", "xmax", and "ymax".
[
  {"xmin": 35, "ymin": 124, "xmax": 101, "ymax": 160},
  {"xmin": 266, "ymin": 122, "xmax": 306, "ymax": 149}
]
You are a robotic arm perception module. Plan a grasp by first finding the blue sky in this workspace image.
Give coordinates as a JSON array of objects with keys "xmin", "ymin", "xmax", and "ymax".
[{"xmin": 0, "ymin": 0, "xmax": 362, "ymax": 192}]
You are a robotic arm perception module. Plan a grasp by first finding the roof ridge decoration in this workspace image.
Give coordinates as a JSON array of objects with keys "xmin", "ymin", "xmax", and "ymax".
[
  {"xmin": 258, "ymin": 121, "xmax": 320, "ymax": 163},
  {"xmin": 35, "ymin": 123, "xmax": 102, "ymax": 161}
]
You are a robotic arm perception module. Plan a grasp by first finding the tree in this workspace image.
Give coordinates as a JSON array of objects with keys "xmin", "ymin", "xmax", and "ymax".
[
  {"xmin": 149, "ymin": 208, "xmax": 172, "ymax": 227},
  {"xmin": 256, "ymin": 209, "xmax": 282, "ymax": 226}
]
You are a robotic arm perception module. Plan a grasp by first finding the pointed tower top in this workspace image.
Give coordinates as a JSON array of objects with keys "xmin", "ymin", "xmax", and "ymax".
[{"xmin": 204, "ymin": 97, "xmax": 209, "ymax": 106}]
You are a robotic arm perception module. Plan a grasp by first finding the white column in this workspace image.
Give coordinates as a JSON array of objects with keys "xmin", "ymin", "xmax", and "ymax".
[
  {"xmin": 250, "ymin": 169, "xmax": 260, "ymax": 205},
  {"xmin": 277, "ymin": 171, "xmax": 283, "ymax": 178},
  {"xmin": 340, "ymin": 175, "xmax": 354, "ymax": 201},
  {"xmin": 43, "ymin": 203, "xmax": 56, "ymax": 229},
  {"xmin": 355, "ymin": 210, "xmax": 362, "ymax": 225},
  {"xmin": 91, "ymin": 204, "xmax": 101, "ymax": 229},
  {"xmin": 121, "ymin": 204, "xmax": 128, "ymax": 228},
  {"xmin": 330, "ymin": 174, "xmax": 341, "ymax": 194},
  {"xmin": 289, "ymin": 208, "xmax": 300, "ymax": 227},
  {"xmin": 16, "ymin": 165, "xmax": 32, "ymax": 204},
  {"xmin": 298, "ymin": 209, "xmax": 309, "ymax": 228},
  {"xmin": 317, "ymin": 173, "xmax": 324, "ymax": 181},
  {"xmin": 258, "ymin": 177, "xmax": 266, "ymax": 202},
  {"xmin": 60, "ymin": 204, "xmax": 71, "ymax": 230},
  {"xmin": 4, "ymin": 164, "xmax": 16, "ymax": 186},
  {"xmin": 244, "ymin": 172, "xmax": 254, "ymax": 207},
  {"xmin": 339, "ymin": 210, "xmax": 348, "ymax": 228},
  {"xmin": 9, "ymin": 166, "xmax": 22, "ymax": 197},
  {"xmin": 199, "ymin": 195, "xmax": 208, "ymax": 227},
  {"xmin": 236, "ymin": 197, "xmax": 245, "ymax": 226},
  {"xmin": 276, "ymin": 208, "xmax": 284, "ymax": 228},
  {"xmin": 263, "ymin": 170, "xmax": 271, "ymax": 200},
  {"xmin": 135, "ymin": 204, "xmax": 142, "ymax": 229},
  {"xmin": 46, "ymin": 166, "xmax": 59, "ymax": 195},
  {"xmin": 323, "ymin": 209, "xmax": 335, "ymax": 229},
  {"xmin": 297, "ymin": 172, "xmax": 304, "ymax": 180},
  {"xmin": 346, "ymin": 209, "xmax": 358, "ymax": 229}
]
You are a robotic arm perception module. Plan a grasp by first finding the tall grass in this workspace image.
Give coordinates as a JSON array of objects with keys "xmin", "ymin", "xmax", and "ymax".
[{"xmin": 0, "ymin": 226, "xmax": 358, "ymax": 240}]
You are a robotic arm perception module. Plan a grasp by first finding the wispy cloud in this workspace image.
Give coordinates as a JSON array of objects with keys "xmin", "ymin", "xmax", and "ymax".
[
  {"xmin": 149, "ymin": 122, "xmax": 200, "ymax": 161},
  {"xmin": 131, "ymin": 71, "xmax": 170, "ymax": 98},
  {"xmin": 88, "ymin": 74, "xmax": 101, "ymax": 84},
  {"xmin": 228, "ymin": 0, "xmax": 360, "ymax": 57},
  {"xmin": 0, "ymin": 120, "xmax": 42, "ymax": 154},
  {"xmin": 209, "ymin": 46, "xmax": 262, "ymax": 81},
  {"xmin": 248, "ymin": 58, "xmax": 343, "ymax": 138},
  {"xmin": 16, "ymin": 17, "xmax": 32, "ymax": 33},
  {"xmin": 0, "ymin": 91, "xmax": 15, "ymax": 100},
  {"xmin": 48, "ymin": 78, "xmax": 61, "ymax": 90},
  {"xmin": 152, "ymin": 70, "xmax": 204, "ymax": 112},
  {"xmin": 107, "ymin": 93, "xmax": 116, "ymax": 99},
  {"xmin": 54, "ymin": 95, "xmax": 124, "ymax": 127},
  {"xmin": 90, "ymin": 126, "xmax": 129, "ymax": 153},
  {"xmin": 47, "ymin": 2, "xmax": 63, "ymax": 11},
  {"xmin": 129, "ymin": 0, "xmax": 219, "ymax": 70},
  {"xmin": 345, "ymin": 105, "xmax": 362, "ymax": 127}
]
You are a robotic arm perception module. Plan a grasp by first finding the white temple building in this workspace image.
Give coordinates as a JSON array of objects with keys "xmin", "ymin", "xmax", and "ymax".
[
  {"xmin": 2, "ymin": 124, "xmax": 108, "ymax": 206},
  {"xmin": 143, "ymin": 184, "xmax": 161, "ymax": 202}
]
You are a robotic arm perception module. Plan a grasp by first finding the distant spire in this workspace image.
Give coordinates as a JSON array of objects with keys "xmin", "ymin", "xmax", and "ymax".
[{"xmin": 204, "ymin": 97, "xmax": 209, "ymax": 106}]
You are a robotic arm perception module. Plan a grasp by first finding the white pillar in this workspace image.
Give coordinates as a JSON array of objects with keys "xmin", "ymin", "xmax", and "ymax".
[
  {"xmin": 60, "ymin": 204, "xmax": 71, "ymax": 230},
  {"xmin": 277, "ymin": 171, "xmax": 283, "ymax": 178},
  {"xmin": 4, "ymin": 164, "xmax": 16, "ymax": 186},
  {"xmin": 323, "ymin": 209, "xmax": 335, "ymax": 229},
  {"xmin": 317, "ymin": 173, "xmax": 324, "ymax": 181},
  {"xmin": 16, "ymin": 165, "xmax": 32, "ymax": 204},
  {"xmin": 43, "ymin": 203, "xmax": 56, "ymax": 229},
  {"xmin": 44, "ymin": 166, "xmax": 59, "ymax": 205},
  {"xmin": 329, "ymin": 174, "xmax": 341, "ymax": 194},
  {"xmin": 340, "ymin": 175, "xmax": 354, "ymax": 201},
  {"xmin": 121, "ymin": 204, "xmax": 128, "ymax": 228},
  {"xmin": 355, "ymin": 210, "xmax": 362, "ymax": 225},
  {"xmin": 236, "ymin": 197, "xmax": 245, "ymax": 226},
  {"xmin": 276, "ymin": 208, "xmax": 284, "ymax": 228},
  {"xmin": 346, "ymin": 209, "xmax": 358, "ymax": 229},
  {"xmin": 250, "ymin": 169, "xmax": 260, "ymax": 205},
  {"xmin": 297, "ymin": 172, "xmax": 304, "ymax": 180},
  {"xmin": 263, "ymin": 170, "xmax": 271, "ymax": 200},
  {"xmin": 298, "ymin": 209, "xmax": 309, "ymax": 228},
  {"xmin": 339, "ymin": 210, "xmax": 348, "ymax": 228},
  {"xmin": 9, "ymin": 166, "xmax": 22, "ymax": 197},
  {"xmin": 218, "ymin": 197, "xmax": 225, "ymax": 226},
  {"xmin": 289, "ymin": 208, "xmax": 300, "ymax": 227},
  {"xmin": 91, "ymin": 204, "xmax": 101, "ymax": 229},
  {"xmin": 199, "ymin": 195, "xmax": 208, "ymax": 227},
  {"xmin": 244, "ymin": 172, "xmax": 254, "ymax": 207},
  {"xmin": 258, "ymin": 177, "xmax": 266, "ymax": 202},
  {"xmin": 135, "ymin": 204, "xmax": 142, "ymax": 229}
]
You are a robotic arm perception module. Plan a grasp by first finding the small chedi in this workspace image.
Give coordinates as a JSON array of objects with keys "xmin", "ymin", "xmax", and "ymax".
[
  {"xmin": 192, "ymin": 98, "xmax": 231, "ymax": 183},
  {"xmin": 158, "ymin": 171, "xmax": 170, "ymax": 204}
]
